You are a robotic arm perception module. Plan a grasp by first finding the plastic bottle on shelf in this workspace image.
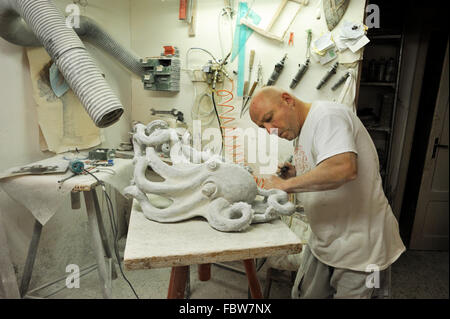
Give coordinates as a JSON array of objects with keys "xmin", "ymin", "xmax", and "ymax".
[
  {"xmin": 377, "ymin": 57, "xmax": 386, "ymax": 82},
  {"xmin": 384, "ymin": 57, "xmax": 396, "ymax": 82},
  {"xmin": 368, "ymin": 59, "xmax": 377, "ymax": 82}
]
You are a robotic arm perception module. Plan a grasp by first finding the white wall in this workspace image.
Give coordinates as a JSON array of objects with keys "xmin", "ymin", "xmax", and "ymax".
[
  {"xmin": 0, "ymin": 0, "xmax": 132, "ymax": 289},
  {"xmin": 0, "ymin": 37, "xmax": 46, "ymax": 279},
  {"xmin": 130, "ymin": 0, "xmax": 366, "ymax": 171}
]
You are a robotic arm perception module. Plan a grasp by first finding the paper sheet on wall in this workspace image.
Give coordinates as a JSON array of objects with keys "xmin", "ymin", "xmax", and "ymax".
[{"xmin": 26, "ymin": 48, "xmax": 102, "ymax": 154}]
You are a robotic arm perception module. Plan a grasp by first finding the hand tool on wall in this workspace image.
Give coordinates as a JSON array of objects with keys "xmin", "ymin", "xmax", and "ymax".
[
  {"xmin": 246, "ymin": 50, "xmax": 255, "ymax": 94},
  {"xmin": 151, "ymin": 108, "xmax": 185, "ymax": 123},
  {"xmin": 242, "ymin": 49, "xmax": 255, "ymax": 110},
  {"xmin": 290, "ymin": 29, "xmax": 312, "ymax": 89},
  {"xmin": 331, "ymin": 71, "xmax": 350, "ymax": 90},
  {"xmin": 316, "ymin": 61, "xmax": 339, "ymax": 89},
  {"xmin": 267, "ymin": 54, "xmax": 288, "ymax": 86},
  {"xmin": 240, "ymin": 80, "xmax": 258, "ymax": 118}
]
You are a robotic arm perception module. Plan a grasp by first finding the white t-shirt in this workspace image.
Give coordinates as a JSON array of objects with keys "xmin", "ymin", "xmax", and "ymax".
[{"xmin": 294, "ymin": 101, "xmax": 405, "ymax": 271}]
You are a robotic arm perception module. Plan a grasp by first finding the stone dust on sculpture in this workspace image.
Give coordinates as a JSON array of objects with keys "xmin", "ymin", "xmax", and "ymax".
[{"xmin": 124, "ymin": 120, "xmax": 295, "ymax": 232}]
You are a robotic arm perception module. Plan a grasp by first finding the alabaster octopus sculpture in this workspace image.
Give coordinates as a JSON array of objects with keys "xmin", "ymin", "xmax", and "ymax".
[{"xmin": 124, "ymin": 120, "xmax": 295, "ymax": 232}]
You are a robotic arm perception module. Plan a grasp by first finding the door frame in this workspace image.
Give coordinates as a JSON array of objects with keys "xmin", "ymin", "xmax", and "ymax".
[{"xmin": 409, "ymin": 41, "xmax": 449, "ymax": 250}]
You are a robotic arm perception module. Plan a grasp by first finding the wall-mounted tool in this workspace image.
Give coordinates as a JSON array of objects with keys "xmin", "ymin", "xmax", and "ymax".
[
  {"xmin": 267, "ymin": 54, "xmax": 288, "ymax": 86},
  {"xmin": 290, "ymin": 29, "xmax": 312, "ymax": 89},
  {"xmin": 242, "ymin": 50, "xmax": 256, "ymax": 110},
  {"xmin": 141, "ymin": 46, "xmax": 180, "ymax": 92},
  {"xmin": 244, "ymin": 50, "xmax": 256, "ymax": 96},
  {"xmin": 316, "ymin": 61, "xmax": 339, "ymax": 89},
  {"xmin": 241, "ymin": 80, "xmax": 258, "ymax": 118},
  {"xmin": 151, "ymin": 108, "xmax": 185, "ymax": 123},
  {"xmin": 201, "ymin": 52, "xmax": 232, "ymax": 90},
  {"xmin": 331, "ymin": 71, "xmax": 350, "ymax": 91}
]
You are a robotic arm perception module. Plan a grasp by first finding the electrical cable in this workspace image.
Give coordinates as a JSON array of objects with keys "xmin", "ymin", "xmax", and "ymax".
[
  {"xmin": 185, "ymin": 47, "xmax": 219, "ymax": 71},
  {"xmin": 83, "ymin": 169, "xmax": 140, "ymax": 299},
  {"xmin": 218, "ymin": 6, "xmax": 234, "ymax": 60},
  {"xmin": 211, "ymin": 91, "xmax": 225, "ymax": 157}
]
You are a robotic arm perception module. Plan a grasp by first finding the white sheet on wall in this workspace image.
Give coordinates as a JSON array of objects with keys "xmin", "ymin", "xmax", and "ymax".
[{"xmin": 26, "ymin": 47, "xmax": 103, "ymax": 154}]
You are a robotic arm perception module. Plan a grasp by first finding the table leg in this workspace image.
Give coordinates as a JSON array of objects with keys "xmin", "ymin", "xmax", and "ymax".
[
  {"xmin": 167, "ymin": 266, "xmax": 189, "ymax": 299},
  {"xmin": 198, "ymin": 263, "xmax": 211, "ymax": 281},
  {"xmin": 91, "ymin": 189, "xmax": 118, "ymax": 279},
  {"xmin": 243, "ymin": 259, "xmax": 263, "ymax": 299},
  {"xmin": 84, "ymin": 191, "xmax": 112, "ymax": 299},
  {"xmin": 0, "ymin": 214, "xmax": 20, "ymax": 298},
  {"xmin": 19, "ymin": 220, "xmax": 42, "ymax": 297}
]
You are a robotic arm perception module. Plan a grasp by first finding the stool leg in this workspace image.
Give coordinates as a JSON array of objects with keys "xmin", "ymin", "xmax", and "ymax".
[
  {"xmin": 198, "ymin": 263, "xmax": 211, "ymax": 281},
  {"xmin": 167, "ymin": 266, "xmax": 189, "ymax": 299},
  {"xmin": 91, "ymin": 189, "xmax": 118, "ymax": 280},
  {"xmin": 20, "ymin": 220, "xmax": 42, "ymax": 297},
  {"xmin": 243, "ymin": 259, "xmax": 263, "ymax": 299},
  {"xmin": 84, "ymin": 191, "xmax": 112, "ymax": 299}
]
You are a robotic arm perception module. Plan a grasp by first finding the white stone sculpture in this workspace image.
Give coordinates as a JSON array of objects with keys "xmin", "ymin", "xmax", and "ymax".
[{"xmin": 124, "ymin": 120, "xmax": 295, "ymax": 232}]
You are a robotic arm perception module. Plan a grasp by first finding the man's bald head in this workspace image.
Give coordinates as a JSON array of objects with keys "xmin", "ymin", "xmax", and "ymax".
[
  {"xmin": 249, "ymin": 86, "xmax": 286, "ymax": 123},
  {"xmin": 248, "ymin": 86, "xmax": 309, "ymax": 141}
]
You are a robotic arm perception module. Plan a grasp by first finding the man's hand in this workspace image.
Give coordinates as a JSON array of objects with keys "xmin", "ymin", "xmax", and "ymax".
[
  {"xmin": 276, "ymin": 162, "xmax": 296, "ymax": 179},
  {"xmin": 262, "ymin": 175, "xmax": 287, "ymax": 191}
]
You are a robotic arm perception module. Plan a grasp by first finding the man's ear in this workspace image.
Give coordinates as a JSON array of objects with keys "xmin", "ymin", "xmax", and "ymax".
[{"xmin": 281, "ymin": 92, "xmax": 294, "ymax": 108}]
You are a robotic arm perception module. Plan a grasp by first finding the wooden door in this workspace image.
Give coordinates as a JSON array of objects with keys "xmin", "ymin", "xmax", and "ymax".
[{"xmin": 409, "ymin": 42, "xmax": 449, "ymax": 250}]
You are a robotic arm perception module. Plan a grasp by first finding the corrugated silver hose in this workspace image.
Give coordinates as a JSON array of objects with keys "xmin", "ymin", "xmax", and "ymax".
[
  {"xmin": 76, "ymin": 16, "xmax": 145, "ymax": 77},
  {"xmin": 1, "ymin": 0, "xmax": 125, "ymax": 128}
]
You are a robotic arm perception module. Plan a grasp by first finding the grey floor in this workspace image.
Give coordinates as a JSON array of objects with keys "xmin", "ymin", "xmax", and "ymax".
[{"xmin": 26, "ymin": 236, "xmax": 448, "ymax": 299}]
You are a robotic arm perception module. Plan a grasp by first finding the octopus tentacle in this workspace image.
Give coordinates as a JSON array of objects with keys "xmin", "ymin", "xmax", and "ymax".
[
  {"xmin": 146, "ymin": 147, "xmax": 205, "ymax": 178},
  {"xmin": 206, "ymin": 198, "xmax": 253, "ymax": 232},
  {"xmin": 124, "ymin": 185, "xmax": 209, "ymax": 222},
  {"xmin": 257, "ymin": 188, "xmax": 295, "ymax": 216},
  {"xmin": 134, "ymin": 156, "xmax": 209, "ymax": 195}
]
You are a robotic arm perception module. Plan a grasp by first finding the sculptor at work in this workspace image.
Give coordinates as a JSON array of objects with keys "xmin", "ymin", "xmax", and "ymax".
[{"xmin": 249, "ymin": 86, "xmax": 406, "ymax": 299}]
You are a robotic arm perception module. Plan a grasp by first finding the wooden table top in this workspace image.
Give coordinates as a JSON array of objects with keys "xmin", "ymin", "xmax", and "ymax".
[{"xmin": 124, "ymin": 200, "xmax": 302, "ymax": 270}]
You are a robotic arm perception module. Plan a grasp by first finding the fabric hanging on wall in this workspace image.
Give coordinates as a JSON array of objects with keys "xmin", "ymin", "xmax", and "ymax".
[
  {"xmin": 337, "ymin": 68, "xmax": 357, "ymax": 113},
  {"xmin": 26, "ymin": 48, "xmax": 102, "ymax": 154}
]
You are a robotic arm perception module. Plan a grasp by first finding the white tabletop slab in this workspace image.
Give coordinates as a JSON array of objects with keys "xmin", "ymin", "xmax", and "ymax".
[{"xmin": 124, "ymin": 201, "xmax": 302, "ymax": 270}]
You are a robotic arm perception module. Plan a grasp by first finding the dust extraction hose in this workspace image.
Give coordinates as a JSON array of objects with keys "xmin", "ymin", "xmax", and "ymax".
[{"xmin": 0, "ymin": 0, "xmax": 143, "ymax": 128}]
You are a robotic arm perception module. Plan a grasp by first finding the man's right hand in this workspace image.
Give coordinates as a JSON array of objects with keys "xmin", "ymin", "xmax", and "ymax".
[{"xmin": 277, "ymin": 162, "xmax": 296, "ymax": 179}]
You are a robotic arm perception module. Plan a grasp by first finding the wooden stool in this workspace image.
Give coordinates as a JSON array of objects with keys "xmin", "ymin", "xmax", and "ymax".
[{"xmin": 167, "ymin": 260, "xmax": 263, "ymax": 299}]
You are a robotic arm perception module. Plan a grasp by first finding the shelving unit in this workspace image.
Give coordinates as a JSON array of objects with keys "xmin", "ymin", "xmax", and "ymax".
[{"xmin": 357, "ymin": 28, "xmax": 404, "ymax": 199}]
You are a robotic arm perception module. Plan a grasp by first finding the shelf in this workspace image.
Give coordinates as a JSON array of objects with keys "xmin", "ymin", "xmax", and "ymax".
[
  {"xmin": 368, "ymin": 34, "xmax": 402, "ymax": 40},
  {"xmin": 360, "ymin": 82, "xmax": 396, "ymax": 88},
  {"xmin": 366, "ymin": 126, "xmax": 391, "ymax": 133}
]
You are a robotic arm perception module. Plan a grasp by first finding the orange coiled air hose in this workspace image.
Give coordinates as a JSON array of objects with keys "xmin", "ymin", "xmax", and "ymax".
[
  {"xmin": 215, "ymin": 81, "xmax": 245, "ymax": 165},
  {"xmin": 215, "ymin": 80, "xmax": 265, "ymax": 188}
]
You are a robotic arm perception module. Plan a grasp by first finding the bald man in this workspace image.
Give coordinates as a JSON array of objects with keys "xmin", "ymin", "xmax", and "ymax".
[{"xmin": 249, "ymin": 87, "xmax": 405, "ymax": 299}]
